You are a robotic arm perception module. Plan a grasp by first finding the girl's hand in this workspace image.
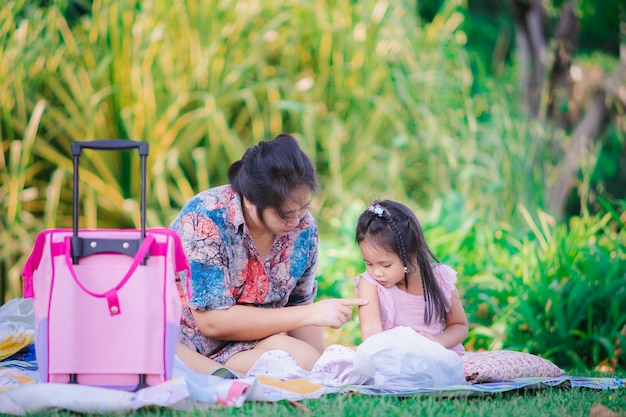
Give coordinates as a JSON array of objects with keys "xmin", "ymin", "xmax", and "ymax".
[
  {"xmin": 311, "ymin": 298, "xmax": 368, "ymax": 329},
  {"xmin": 418, "ymin": 331, "xmax": 441, "ymax": 344}
]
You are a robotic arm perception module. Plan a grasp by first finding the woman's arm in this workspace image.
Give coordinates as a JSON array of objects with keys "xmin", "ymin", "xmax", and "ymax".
[
  {"xmin": 356, "ymin": 279, "xmax": 383, "ymax": 341},
  {"xmin": 287, "ymin": 326, "xmax": 325, "ymax": 353},
  {"xmin": 191, "ymin": 298, "xmax": 367, "ymax": 341}
]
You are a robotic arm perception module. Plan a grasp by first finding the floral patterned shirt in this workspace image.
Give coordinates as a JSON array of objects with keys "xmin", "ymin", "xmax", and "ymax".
[{"xmin": 170, "ymin": 184, "xmax": 319, "ymax": 364}]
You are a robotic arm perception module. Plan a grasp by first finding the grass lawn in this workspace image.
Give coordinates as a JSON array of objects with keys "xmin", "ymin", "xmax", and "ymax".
[{"xmin": 25, "ymin": 378, "xmax": 626, "ymax": 417}]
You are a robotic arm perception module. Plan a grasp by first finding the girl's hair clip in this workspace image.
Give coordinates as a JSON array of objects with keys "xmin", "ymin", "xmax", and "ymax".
[{"xmin": 368, "ymin": 204, "xmax": 385, "ymax": 217}]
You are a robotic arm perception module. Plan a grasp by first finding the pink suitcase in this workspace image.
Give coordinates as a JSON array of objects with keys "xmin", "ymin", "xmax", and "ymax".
[{"xmin": 21, "ymin": 140, "xmax": 189, "ymax": 391}]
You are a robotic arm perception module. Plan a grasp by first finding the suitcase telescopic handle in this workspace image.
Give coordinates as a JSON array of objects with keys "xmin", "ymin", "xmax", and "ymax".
[
  {"xmin": 71, "ymin": 139, "xmax": 149, "ymax": 264},
  {"xmin": 71, "ymin": 139, "xmax": 149, "ymax": 156}
]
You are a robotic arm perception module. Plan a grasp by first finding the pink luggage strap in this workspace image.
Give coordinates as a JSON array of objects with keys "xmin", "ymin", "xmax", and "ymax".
[
  {"xmin": 22, "ymin": 229, "xmax": 191, "ymax": 301},
  {"xmin": 22, "ymin": 231, "xmax": 49, "ymax": 298},
  {"xmin": 63, "ymin": 234, "xmax": 154, "ymax": 316}
]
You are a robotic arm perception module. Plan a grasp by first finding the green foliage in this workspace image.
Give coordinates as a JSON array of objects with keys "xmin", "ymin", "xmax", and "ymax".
[
  {"xmin": 549, "ymin": 0, "xmax": 623, "ymax": 54},
  {"xmin": 2, "ymin": 0, "xmax": 523, "ymax": 251},
  {"xmin": 0, "ymin": 1, "xmax": 61, "ymax": 300},
  {"xmin": 465, "ymin": 207, "xmax": 626, "ymax": 370},
  {"xmin": 6, "ymin": 0, "xmax": 516, "ymax": 229},
  {"xmin": 0, "ymin": 104, "xmax": 49, "ymax": 301},
  {"xmin": 318, "ymin": 193, "xmax": 626, "ymax": 369},
  {"xmin": 466, "ymin": 0, "xmax": 623, "ymax": 64}
]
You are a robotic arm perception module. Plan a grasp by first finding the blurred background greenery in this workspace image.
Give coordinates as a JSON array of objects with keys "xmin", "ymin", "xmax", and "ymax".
[{"xmin": 1, "ymin": 0, "xmax": 624, "ymax": 372}]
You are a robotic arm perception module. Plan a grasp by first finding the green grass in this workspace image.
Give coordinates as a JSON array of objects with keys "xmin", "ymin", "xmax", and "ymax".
[{"xmin": 21, "ymin": 380, "xmax": 626, "ymax": 417}]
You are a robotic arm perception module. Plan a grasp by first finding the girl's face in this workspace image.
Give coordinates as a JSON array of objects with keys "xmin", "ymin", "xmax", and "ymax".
[
  {"xmin": 359, "ymin": 239, "xmax": 405, "ymax": 288},
  {"xmin": 245, "ymin": 187, "xmax": 311, "ymax": 237}
]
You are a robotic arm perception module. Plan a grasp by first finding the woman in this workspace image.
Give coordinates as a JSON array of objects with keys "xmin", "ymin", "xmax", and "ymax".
[{"xmin": 171, "ymin": 133, "xmax": 366, "ymax": 376}]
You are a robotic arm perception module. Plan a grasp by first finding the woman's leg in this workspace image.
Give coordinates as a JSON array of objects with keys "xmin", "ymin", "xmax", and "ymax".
[
  {"xmin": 176, "ymin": 342, "xmax": 225, "ymax": 374},
  {"xmin": 225, "ymin": 334, "xmax": 321, "ymax": 375}
]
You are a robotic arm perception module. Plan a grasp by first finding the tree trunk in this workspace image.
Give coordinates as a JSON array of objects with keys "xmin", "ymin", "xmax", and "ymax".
[
  {"xmin": 510, "ymin": 0, "xmax": 549, "ymax": 118},
  {"xmin": 546, "ymin": 61, "xmax": 626, "ymax": 218},
  {"xmin": 547, "ymin": 2, "xmax": 579, "ymax": 130},
  {"xmin": 511, "ymin": 0, "xmax": 625, "ymax": 219}
]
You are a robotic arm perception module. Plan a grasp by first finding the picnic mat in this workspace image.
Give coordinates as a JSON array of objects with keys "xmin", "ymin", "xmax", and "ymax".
[
  {"xmin": 0, "ymin": 298, "xmax": 624, "ymax": 414},
  {"xmin": 0, "ymin": 364, "xmax": 624, "ymax": 414}
]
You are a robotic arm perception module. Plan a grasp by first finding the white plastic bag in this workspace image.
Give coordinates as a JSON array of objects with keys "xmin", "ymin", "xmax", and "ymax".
[
  {"xmin": 0, "ymin": 298, "xmax": 35, "ymax": 360},
  {"xmin": 351, "ymin": 326, "xmax": 466, "ymax": 391}
]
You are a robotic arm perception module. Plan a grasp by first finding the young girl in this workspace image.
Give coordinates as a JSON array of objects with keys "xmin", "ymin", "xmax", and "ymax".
[{"xmin": 354, "ymin": 200, "xmax": 468, "ymax": 355}]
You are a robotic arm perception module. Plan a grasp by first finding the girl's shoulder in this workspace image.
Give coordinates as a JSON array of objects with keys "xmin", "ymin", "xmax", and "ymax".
[
  {"xmin": 432, "ymin": 263, "xmax": 457, "ymax": 277},
  {"xmin": 353, "ymin": 271, "xmax": 382, "ymax": 288},
  {"xmin": 431, "ymin": 263, "xmax": 459, "ymax": 289}
]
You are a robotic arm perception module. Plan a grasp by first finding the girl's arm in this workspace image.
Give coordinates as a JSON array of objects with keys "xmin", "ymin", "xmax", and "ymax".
[
  {"xmin": 426, "ymin": 288, "xmax": 468, "ymax": 349},
  {"xmin": 357, "ymin": 279, "xmax": 383, "ymax": 341}
]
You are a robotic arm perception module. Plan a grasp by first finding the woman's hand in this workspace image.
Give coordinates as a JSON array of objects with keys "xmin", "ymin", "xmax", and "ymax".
[{"xmin": 310, "ymin": 298, "xmax": 369, "ymax": 329}]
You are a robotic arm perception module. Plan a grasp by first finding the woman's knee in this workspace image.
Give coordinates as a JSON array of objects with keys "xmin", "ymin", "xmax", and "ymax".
[{"xmin": 258, "ymin": 334, "xmax": 321, "ymax": 370}]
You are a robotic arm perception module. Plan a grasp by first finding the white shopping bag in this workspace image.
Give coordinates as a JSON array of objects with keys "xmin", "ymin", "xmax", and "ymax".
[{"xmin": 351, "ymin": 326, "xmax": 466, "ymax": 391}]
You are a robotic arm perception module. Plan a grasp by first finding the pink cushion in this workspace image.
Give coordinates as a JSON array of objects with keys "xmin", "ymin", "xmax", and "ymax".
[{"xmin": 462, "ymin": 350, "xmax": 565, "ymax": 384}]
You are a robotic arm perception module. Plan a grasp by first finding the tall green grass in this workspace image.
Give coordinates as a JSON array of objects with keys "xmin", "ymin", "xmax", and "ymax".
[
  {"xmin": 3, "ymin": 0, "xmax": 534, "ymax": 226},
  {"xmin": 0, "ymin": 1, "xmax": 56, "ymax": 300}
]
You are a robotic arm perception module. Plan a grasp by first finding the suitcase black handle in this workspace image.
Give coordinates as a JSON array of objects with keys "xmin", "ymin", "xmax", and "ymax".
[
  {"xmin": 71, "ymin": 139, "xmax": 149, "ymax": 264},
  {"xmin": 71, "ymin": 139, "xmax": 149, "ymax": 156}
]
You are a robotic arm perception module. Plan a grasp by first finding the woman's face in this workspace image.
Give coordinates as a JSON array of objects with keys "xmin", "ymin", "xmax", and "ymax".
[{"xmin": 245, "ymin": 187, "xmax": 312, "ymax": 236}]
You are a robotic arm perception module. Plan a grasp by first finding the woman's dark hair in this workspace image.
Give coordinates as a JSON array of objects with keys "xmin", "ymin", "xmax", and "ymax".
[
  {"xmin": 355, "ymin": 199, "xmax": 448, "ymax": 324},
  {"xmin": 228, "ymin": 133, "xmax": 319, "ymax": 223}
]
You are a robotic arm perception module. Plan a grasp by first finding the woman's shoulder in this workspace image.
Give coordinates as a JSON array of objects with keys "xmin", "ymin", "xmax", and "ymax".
[
  {"xmin": 299, "ymin": 209, "xmax": 316, "ymax": 225},
  {"xmin": 193, "ymin": 184, "xmax": 235, "ymax": 206},
  {"xmin": 172, "ymin": 185, "xmax": 240, "ymax": 228},
  {"xmin": 180, "ymin": 185, "xmax": 237, "ymax": 214}
]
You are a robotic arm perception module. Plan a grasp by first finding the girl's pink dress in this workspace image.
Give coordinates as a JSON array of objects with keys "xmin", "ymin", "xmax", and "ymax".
[{"xmin": 354, "ymin": 263, "xmax": 465, "ymax": 355}]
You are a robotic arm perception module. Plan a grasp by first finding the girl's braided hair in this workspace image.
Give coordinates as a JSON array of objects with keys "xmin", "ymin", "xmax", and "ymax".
[{"xmin": 355, "ymin": 200, "xmax": 449, "ymax": 324}]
